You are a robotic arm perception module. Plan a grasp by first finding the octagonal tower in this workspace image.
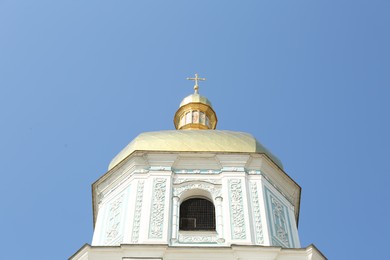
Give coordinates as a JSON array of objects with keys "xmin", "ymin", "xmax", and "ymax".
[{"xmin": 70, "ymin": 74, "xmax": 326, "ymax": 260}]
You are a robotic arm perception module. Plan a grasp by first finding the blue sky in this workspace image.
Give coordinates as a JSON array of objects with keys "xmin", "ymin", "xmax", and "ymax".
[{"xmin": 1, "ymin": 1, "xmax": 389, "ymax": 259}]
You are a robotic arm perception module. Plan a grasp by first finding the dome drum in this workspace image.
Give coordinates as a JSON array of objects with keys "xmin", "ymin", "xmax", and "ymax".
[{"xmin": 174, "ymin": 102, "xmax": 217, "ymax": 130}]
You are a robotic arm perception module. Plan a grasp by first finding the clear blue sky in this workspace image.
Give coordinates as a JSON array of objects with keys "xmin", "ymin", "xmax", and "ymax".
[{"xmin": 1, "ymin": 1, "xmax": 389, "ymax": 259}]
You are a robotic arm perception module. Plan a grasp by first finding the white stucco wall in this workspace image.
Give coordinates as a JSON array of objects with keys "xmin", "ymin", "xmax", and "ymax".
[{"xmin": 91, "ymin": 152, "xmax": 301, "ymax": 248}]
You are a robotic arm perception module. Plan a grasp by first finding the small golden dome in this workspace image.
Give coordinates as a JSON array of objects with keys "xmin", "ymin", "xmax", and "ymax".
[
  {"xmin": 174, "ymin": 73, "xmax": 217, "ymax": 130},
  {"xmin": 179, "ymin": 93, "xmax": 212, "ymax": 107}
]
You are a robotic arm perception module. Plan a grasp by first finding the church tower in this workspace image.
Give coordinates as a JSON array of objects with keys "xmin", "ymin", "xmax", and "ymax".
[{"xmin": 70, "ymin": 74, "xmax": 326, "ymax": 260}]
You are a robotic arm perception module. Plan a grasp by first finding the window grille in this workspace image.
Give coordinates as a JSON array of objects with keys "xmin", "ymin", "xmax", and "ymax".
[
  {"xmin": 179, "ymin": 198, "xmax": 215, "ymax": 231},
  {"xmin": 180, "ymin": 218, "xmax": 196, "ymax": 229}
]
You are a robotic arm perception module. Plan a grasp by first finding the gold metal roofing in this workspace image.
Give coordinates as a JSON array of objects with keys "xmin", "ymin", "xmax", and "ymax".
[
  {"xmin": 179, "ymin": 93, "xmax": 213, "ymax": 107},
  {"xmin": 108, "ymin": 130, "xmax": 283, "ymax": 170}
]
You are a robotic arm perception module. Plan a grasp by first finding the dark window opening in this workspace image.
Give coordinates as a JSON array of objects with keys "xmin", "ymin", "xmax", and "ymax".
[{"xmin": 179, "ymin": 198, "xmax": 215, "ymax": 231}]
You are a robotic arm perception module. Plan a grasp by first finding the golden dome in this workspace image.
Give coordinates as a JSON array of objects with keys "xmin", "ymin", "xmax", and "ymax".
[
  {"xmin": 174, "ymin": 74, "xmax": 217, "ymax": 130},
  {"xmin": 108, "ymin": 130, "xmax": 283, "ymax": 170},
  {"xmin": 179, "ymin": 93, "xmax": 212, "ymax": 107}
]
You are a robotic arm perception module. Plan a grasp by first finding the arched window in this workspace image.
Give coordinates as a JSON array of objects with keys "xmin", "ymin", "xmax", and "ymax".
[{"xmin": 179, "ymin": 198, "xmax": 215, "ymax": 231}]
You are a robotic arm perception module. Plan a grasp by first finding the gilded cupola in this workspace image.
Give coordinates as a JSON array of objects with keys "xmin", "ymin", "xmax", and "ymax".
[{"xmin": 173, "ymin": 73, "xmax": 218, "ymax": 130}]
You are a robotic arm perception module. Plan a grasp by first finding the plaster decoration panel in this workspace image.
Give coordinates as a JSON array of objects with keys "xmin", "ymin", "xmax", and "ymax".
[
  {"xmin": 264, "ymin": 187, "xmax": 294, "ymax": 248},
  {"xmin": 173, "ymin": 169, "xmax": 221, "ymax": 174},
  {"xmin": 228, "ymin": 179, "xmax": 246, "ymax": 240},
  {"xmin": 249, "ymin": 181, "xmax": 264, "ymax": 244},
  {"xmin": 148, "ymin": 178, "xmax": 167, "ymax": 239},
  {"xmin": 178, "ymin": 232, "xmax": 218, "ymax": 244},
  {"xmin": 104, "ymin": 192, "xmax": 125, "ymax": 245},
  {"xmin": 173, "ymin": 181, "xmax": 221, "ymax": 198},
  {"xmin": 131, "ymin": 180, "xmax": 144, "ymax": 243}
]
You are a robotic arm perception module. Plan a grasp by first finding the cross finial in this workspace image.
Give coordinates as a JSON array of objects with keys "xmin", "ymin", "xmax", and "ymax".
[{"xmin": 186, "ymin": 73, "xmax": 206, "ymax": 94}]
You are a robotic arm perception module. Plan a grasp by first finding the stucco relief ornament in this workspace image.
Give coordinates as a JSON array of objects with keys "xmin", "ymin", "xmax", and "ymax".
[
  {"xmin": 131, "ymin": 180, "xmax": 144, "ymax": 243},
  {"xmin": 104, "ymin": 194, "xmax": 124, "ymax": 244},
  {"xmin": 149, "ymin": 178, "xmax": 167, "ymax": 239},
  {"xmin": 173, "ymin": 182, "xmax": 221, "ymax": 198},
  {"xmin": 250, "ymin": 181, "xmax": 264, "ymax": 244},
  {"xmin": 271, "ymin": 197, "xmax": 289, "ymax": 245},
  {"xmin": 105, "ymin": 224, "xmax": 119, "ymax": 243},
  {"xmin": 277, "ymin": 227, "xmax": 288, "ymax": 243},
  {"xmin": 229, "ymin": 179, "xmax": 246, "ymax": 239},
  {"xmin": 179, "ymin": 233, "xmax": 217, "ymax": 243}
]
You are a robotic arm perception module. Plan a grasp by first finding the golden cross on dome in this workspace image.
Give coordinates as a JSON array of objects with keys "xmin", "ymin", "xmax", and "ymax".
[{"xmin": 186, "ymin": 73, "xmax": 206, "ymax": 94}]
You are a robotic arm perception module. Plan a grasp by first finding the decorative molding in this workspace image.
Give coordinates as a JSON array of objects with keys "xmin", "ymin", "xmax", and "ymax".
[
  {"xmin": 131, "ymin": 180, "xmax": 144, "ymax": 243},
  {"xmin": 178, "ymin": 232, "xmax": 217, "ymax": 243},
  {"xmin": 133, "ymin": 169, "xmax": 149, "ymax": 174},
  {"xmin": 246, "ymin": 169, "xmax": 294, "ymax": 206},
  {"xmin": 97, "ymin": 193, "xmax": 104, "ymax": 205},
  {"xmin": 99, "ymin": 170, "xmax": 134, "ymax": 203},
  {"xmin": 228, "ymin": 179, "xmax": 246, "ymax": 240},
  {"xmin": 173, "ymin": 168, "xmax": 262, "ymax": 175},
  {"xmin": 98, "ymin": 155, "xmax": 147, "ymax": 194},
  {"xmin": 264, "ymin": 187, "xmax": 293, "ymax": 248},
  {"xmin": 149, "ymin": 178, "xmax": 167, "ymax": 239},
  {"xmin": 104, "ymin": 193, "xmax": 124, "ymax": 244},
  {"xmin": 271, "ymin": 197, "xmax": 289, "ymax": 245},
  {"xmin": 173, "ymin": 169, "xmax": 221, "ymax": 174},
  {"xmin": 250, "ymin": 181, "xmax": 264, "ymax": 244},
  {"xmin": 215, "ymin": 196, "xmax": 224, "ymax": 242},
  {"xmin": 169, "ymin": 168, "xmax": 294, "ymax": 209},
  {"xmin": 247, "ymin": 169, "xmax": 262, "ymax": 175},
  {"xmin": 149, "ymin": 166, "xmax": 171, "ymax": 171},
  {"xmin": 173, "ymin": 178, "xmax": 220, "ymax": 185},
  {"xmin": 173, "ymin": 182, "xmax": 221, "ymax": 198},
  {"xmin": 261, "ymin": 174, "xmax": 294, "ymax": 206},
  {"xmin": 222, "ymin": 167, "xmax": 245, "ymax": 172},
  {"xmin": 272, "ymin": 238, "xmax": 286, "ymax": 247}
]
